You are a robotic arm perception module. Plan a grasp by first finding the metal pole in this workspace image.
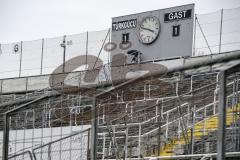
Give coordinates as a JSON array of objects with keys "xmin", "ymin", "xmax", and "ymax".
[
  {"xmin": 40, "ymin": 38, "xmax": 44, "ymax": 75},
  {"xmin": 108, "ymin": 29, "xmax": 111, "ymax": 64},
  {"xmin": 125, "ymin": 127, "xmax": 128, "ymax": 159},
  {"xmin": 26, "ymin": 77, "xmax": 28, "ymax": 92},
  {"xmin": 191, "ymin": 105, "xmax": 196, "ymax": 156},
  {"xmin": 2, "ymin": 113, "xmax": 9, "ymax": 160},
  {"xmin": 92, "ymin": 29, "xmax": 110, "ymax": 69},
  {"xmin": 86, "ymin": 31, "xmax": 88, "ymax": 69},
  {"xmin": 193, "ymin": 15, "xmax": 197, "ymax": 56},
  {"xmin": 236, "ymin": 79, "xmax": 240, "ymax": 151},
  {"xmin": 138, "ymin": 124, "xmax": 141, "ymax": 158},
  {"xmin": 61, "ymin": 35, "xmax": 66, "ymax": 73},
  {"xmin": 157, "ymin": 104, "xmax": 161, "ymax": 156},
  {"xmin": 19, "ymin": 41, "xmax": 23, "ymax": 77},
  {"xmin": 217, "ymin": 71, "xmax": 226, "ymax": 160},
  {"xmin": 87, "ymin": 129, "xmax": 90, "ymax": 160},
  {"xmin": 166, "ymin": 113, "xmax": 169, "ymax": 140},
  {"xmin": 102, "ymin": 134, "xmax": 106, "ymax": 160},
  {"xmin": 0, "ymin": 43, "xmax": 2, "ymax": 55},
  {"xmin": 48, "ymin": 144, "xmax": 52, "ymax": 160},
  {"xmin": 91, "ymin": 98, "xmax": 97, "ymax": 160},
  {"xmin": 196, "ymin": 17, "xmax": 213, "ymax": 55},
  {"xmin": 219, "ymin": 9, "xmax": 223, "ymax": 53},
  {"xmin": 0, "ymin": 79, "xmax": 3, "ymax": 94}
]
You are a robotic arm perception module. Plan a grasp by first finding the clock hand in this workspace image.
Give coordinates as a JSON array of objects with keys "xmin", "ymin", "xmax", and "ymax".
[{"xmin": 141, "ymin": 27, "xmax": 155, "ymax": 33}]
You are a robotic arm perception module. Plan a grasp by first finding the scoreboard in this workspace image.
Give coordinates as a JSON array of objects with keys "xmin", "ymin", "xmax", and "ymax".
[{"xmin": 111, "ymin": 4, "xmax": 195, "ymax": 63}]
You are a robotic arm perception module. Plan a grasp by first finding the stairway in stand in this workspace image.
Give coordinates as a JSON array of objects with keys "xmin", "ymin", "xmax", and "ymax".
[{"xmin": 159, "ymin": 104, "xmax": 240, "ymax": 156}]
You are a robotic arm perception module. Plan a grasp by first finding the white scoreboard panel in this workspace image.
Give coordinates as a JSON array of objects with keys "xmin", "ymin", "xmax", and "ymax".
[{"xmin": 111, "ymin": 4, "xmax": 195, "ymax": 62}]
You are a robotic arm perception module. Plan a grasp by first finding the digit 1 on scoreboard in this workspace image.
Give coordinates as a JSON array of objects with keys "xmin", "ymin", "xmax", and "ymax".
[{"xmin": 172, "ymin": 25, "xmax": 180, "ymax": 37}]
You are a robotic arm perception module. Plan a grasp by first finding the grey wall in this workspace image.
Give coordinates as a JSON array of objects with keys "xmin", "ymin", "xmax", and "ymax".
[{"xmin": 111, "ymin": 4, "xmax": 195, "ymax": 62}]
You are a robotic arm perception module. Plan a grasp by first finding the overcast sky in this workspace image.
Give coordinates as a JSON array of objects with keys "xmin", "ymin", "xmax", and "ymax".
[{"xmin": 0, "ymin": 0, "xmax": 240, "ymax": 43}]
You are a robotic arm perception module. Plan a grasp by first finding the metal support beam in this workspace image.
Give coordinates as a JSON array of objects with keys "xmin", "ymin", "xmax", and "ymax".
[
  {"xmin": 219, "ymin": 9, "xmax": 223, "ymax": 54},
  {"xmin": 61, "ymin": 35, "xmax": 66, "ymax": 73},
  {"xmin": 190, "ymin": 105, "xmax": 196, "ymax": 156},
  {"xmin": 138, "ymin": 124, "xmax": 141, "ymax": 158},
  {"xmin": 193, "ymin": 15, "xmax": 197, "ymax": 56},
  {"xmin": 40, "ymin": 38, "xmax": 44, "ymax": 75},
  {"xmin": 19, "ymin": 41, "xmax": 23, "ymax": 77},
  {"xmin": 2, "ymin": 114, "xmax": 9, "ymax": 160},
  {"xmin": 86, "ymin": 31, "xmax": 88, "ymax": 68},
  {"xmin": 125, "ymin": 127, "xmax": 128, "ymax": 159},
  {"xmin": 217, "ymin": 71, "xmax": 226, "ymax": 160},
  {"xmin": 157, "ymin": 104, "xmax": 162, "ymax": 156},
  {"xmin": 91, "ymin": 98, "xmax": 97, "ymax": 160}
]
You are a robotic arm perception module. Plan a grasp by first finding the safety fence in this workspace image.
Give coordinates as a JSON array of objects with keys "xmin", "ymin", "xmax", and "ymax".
[
  {"xmin": 194, "ymin": 7, "xmax": 240, "ymax": 55},
  {"xmin": 1, "ymin": 94, "xmax": 92, "ymax": 160},
  {"xmin": 32, "ymin": 129, "xmax": 90, "ymax": 160},
  {"xmin": 93, "ymin": 70, "xmax": 240, "ymax": 159},
  {"xmin": 0, "ymin": 30, "xmax": 110, "ymax": 79},
  {"xmin": 0, "ymin": 7, "xmax": 239, "ymax": 79},
  {"xmin": 3, "ymin": 129, "xmax": 90, "ymax": 160}
]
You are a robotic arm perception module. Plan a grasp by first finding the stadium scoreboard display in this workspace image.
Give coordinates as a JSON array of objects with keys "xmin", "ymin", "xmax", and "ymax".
[{"xmin": 111, "ymin": 4, "xmax": 195, "ymax": 62}]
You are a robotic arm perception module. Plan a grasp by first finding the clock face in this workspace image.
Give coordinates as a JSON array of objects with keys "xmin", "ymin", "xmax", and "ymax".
[{"xmin": 139, "ymin": 16, "xmax": 160, "ymax": 44}]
